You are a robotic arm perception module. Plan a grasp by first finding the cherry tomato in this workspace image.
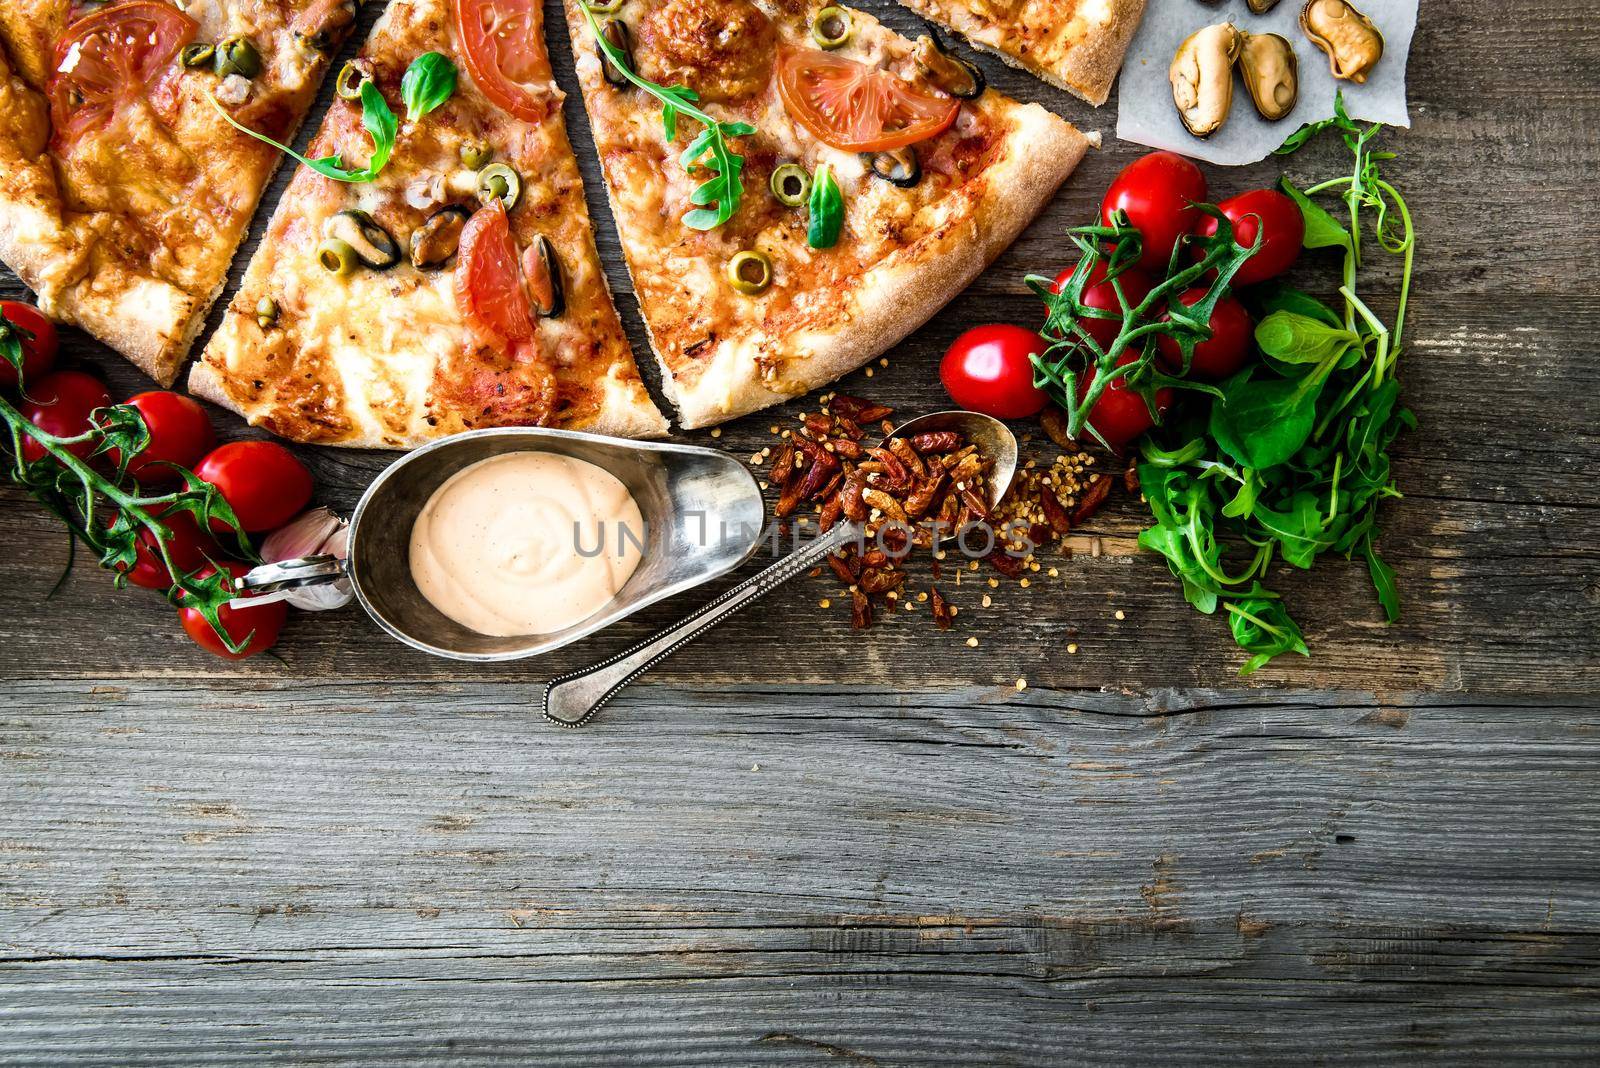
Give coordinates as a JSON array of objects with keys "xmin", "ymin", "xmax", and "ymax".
[
  {"xmin": 456, "ymin": 200, "xmax": 537, "ymax": 348},
  {"xmin": 1079, "ymin": 353, "xmax": 1174, "ymax": 451},
  {"xmin": 178, "ymin": 562, "xmax": 286, "ymax": 660},
  {"xmin": 0, "ymin": 302, "xmax": 59, "ymax": 388},
  {"xmin": 18, "ymin": 370, "xmax": 111, "ymax": 463},
  {"xmin": 1156, "ymin": 288, "xmax": 1255, "ymax": 380},
  {"xmin": 1196, "ymin": 189, "xmax": 1305, "ymax": 287},
  {"xmin": 1053, "ymin": 262, "xmax": 1155, "ymax": 349},
  {"xmin": 939, "ymin": 324, "xmax": 1050, "ymax": 420},
  {"xmin": 112, "ymin": 391, "xmax": 216, "ymax": 482},
  {"xmin": 48, "ymin": 1, "xmax": 196, "ymax": 144},
  {"xmin": 453, "ymin": 0, "xmax": 554, "ymax": 123},
  {"xmin": 111, "ymin": 508, "xmax": 219, "ymax": 590},
  {"xmin": 776, "ymin": 46, "xmax": 959, "ymax": 152},
  {"xmin": 1101, "ymin": 151, "xmax": 1208, "ymax": 273},
  {"xmin": 193, "ymin": 440, "xmax": 314, "ymax": 533}
]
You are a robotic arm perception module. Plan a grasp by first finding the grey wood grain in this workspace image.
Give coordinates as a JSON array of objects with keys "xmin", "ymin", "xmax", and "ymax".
[{"xmin": 2, "ymin": 0, "xmax": 1600, "ymax": 1060}]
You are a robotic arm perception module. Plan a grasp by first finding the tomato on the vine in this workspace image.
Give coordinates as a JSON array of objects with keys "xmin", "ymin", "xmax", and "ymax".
[
  {"xmin": 193, "ymin": 440, "xmax": 313, "ymax": 533},
  {"xmin": 0, "ymin": 302, "xmax": 59, "ymax": 388},
  {"xmin": 1079, "ymin": 353, "xmax": 1174, "ymax": 451},
  {"xmin": 19, "ymin": 370, "xmax": 111, "ymax": 463},
  {"xmin": 113, "ymin": 391, "xmax": 216, "ymax": 482},
  {"xmin": 178, "ymin": 561, "xmax": 286, "ymax": 660},
  {"xmin": 1156, "ymin": 288, "xmax": 1255, "ymax": 380},
  {"xmin": 111, "ymin": 508, "xmax": 219, "ymax": 590},
  {"xmin": 1197, "ymin": 189, "xmax": 1305, "ymax": 287},
  {"xmin": 939, "ymin": 324, "xmax": 1050, "ymax": 419},
  {"xmin": 1101, "ymin": 151, "xmax": 1207, "ymax": 272},
  {"xmin": 1054, "ymin": 261, "xmax": 1155, "ymax": 349}
]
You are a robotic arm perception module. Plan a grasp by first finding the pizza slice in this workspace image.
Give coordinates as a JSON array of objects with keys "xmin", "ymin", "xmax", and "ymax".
[
  {"xmin": 190, "ymin": 0, "xmax": 666, "ymax": 447},
  {"xmin": 890, "ymin": 0, "xmax": 1148, "ymax": 107},
  {"xmin": 562, "ymin": 0, "xmax": 1092, "ymax": 429},
  {"xmin": 0, "ymin": 0, "xmax": 359, "ymax": 384}
]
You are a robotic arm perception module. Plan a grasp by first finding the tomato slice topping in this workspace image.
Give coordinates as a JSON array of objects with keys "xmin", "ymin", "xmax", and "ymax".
[
  {"xmin": 48, "ymin": 1, "xmax": 196, "ymax": 144},
  {"xmin": 455, "ymin": 202, "xmax": 538, "ymax": 347},
  {"xmin": 776, "ymin": 46, "xmax": 959, "ymax": 153},
  {"xmin": 454, "ymin": 0, "xmax": 554, "ymax": 123}
]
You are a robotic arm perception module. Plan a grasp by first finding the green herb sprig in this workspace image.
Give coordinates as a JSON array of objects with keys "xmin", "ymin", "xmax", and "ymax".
[
  {"xmin": 401, "ymin": 51, "xmax": 457, "ymax": 121},
  {"xmin": 1135, "ymin": 96, "xmax": 1417, "ymax": 673},
  {"xmin": 807, "ymin": 163, "xmax": 843, "ymax": 249},
  {"xmin": 1027, "ymin": 210, "xmax": 1261, "ymax": 449},
  {"xmin": 0, "ymin": 312, "xmax": 263, "ymax": 653},
  {"xmin": 208, "ymin": 75, "xmax": 397, "ymax": 183},
  {"xmin": 580, "ymin": 1, "xmax": 756, "ymax": 231}
]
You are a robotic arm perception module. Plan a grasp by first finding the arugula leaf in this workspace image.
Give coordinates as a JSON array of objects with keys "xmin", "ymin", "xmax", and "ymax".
[
  {"xmin": 1226, "ymin": 586, "xmax": 1309, "ymax": 675},
  {"xmin": 581, "ymin": 1, "xmax": 755, "ymax": 231},
  {"xmin": 207, "ymin": 80, "xmax": 396, "ymax": 183},
  {"xmin": 401, "ymin": 51, "xmax": 457, "ymax": 121},
  {"xmin": 807, "ymin": 163, "xmax": 844, "ymax": 249}
]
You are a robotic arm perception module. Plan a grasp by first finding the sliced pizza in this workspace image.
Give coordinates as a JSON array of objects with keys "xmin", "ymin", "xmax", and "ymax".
[
  {"xmin": 190, "ymin": 0, "xmax": 666, "ymax": 447},
  {"xmin": 891, "ymin": 0, "xmax": 1148, "ymax": 107},
  {"xmin": 0, "ymin": 0, "xmax": 359, "ymax": 384},
  {"xmin": 562, "ymin": 0, "xmax": 1092, "ymax": 429}
]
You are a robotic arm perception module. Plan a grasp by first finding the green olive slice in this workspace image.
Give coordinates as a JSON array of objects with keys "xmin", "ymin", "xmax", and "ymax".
[
  {"xmin": 459, "ymin": 141, "xmax": 494, "ymax": 170},
  {"xmin": 476, "ymin": 163, "xmax": 522, "ymax": 210},
  {"xmin": 180, "ymin": 43, "xmax": 216, "ymax": 69},
  {"xmin": 587, "ymin": 0, "xmax": 626, "ymax": 11},
  {"xmin": 727, "ymin": 250, "xmax": 773, "ymax": 295},
  {"xmin": 811, "ymin": 7, "xmax": 853, "ymax": 50},
  {"xmin": 317, "ymin": 238, "xmax": 358, "ymax": 278},
  {"xmin": 334, "ymin": 60, "xmax": 371, "ymax": 101},
  {"xmin": 255, "ymin": 296, "xmax": 280, "ymax": 329},
  {"xmin": 769, "ymin": 163, "xmax": 812, "ymax": 207},
  {"xmin": 215, "ymin": 35, "xmax": 263, "ymax": 80}
]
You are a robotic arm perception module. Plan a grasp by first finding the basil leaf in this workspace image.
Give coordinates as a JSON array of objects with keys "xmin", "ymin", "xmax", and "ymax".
[
  {"xmin": 1255, "ymin": 311, "xmax": 1359, "ymax": 365},
  {"xmin": 807, "ymin": 163, "xmax": 843, "ymax": 249},
  {"xmin": 401, "ymin": 51, "xmax": 457, "ymax": 121},
  {"xmin": 1281, "ymin": 177, "xmax": 1350, "ymax": 250},
  {"xmin": 1209, "ymin": 370, "xmax": 1326, "ymax": 471}
]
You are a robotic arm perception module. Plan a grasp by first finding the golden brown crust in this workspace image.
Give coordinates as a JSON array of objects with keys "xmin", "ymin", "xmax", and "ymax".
[
  {"xmin": 565, "ymin": 0, "xmax": 1090, "ymax": 428},
  {"xmin": 0, "ymin": 0, "xmax": 352, "ymax": 383},
  {"xmin": 192, "ymin": 0, "xmax": 666, "ymax": 448},
  {"xmin": 893, "ymin": 0, "xmax": 1148, "ymax": 107}
]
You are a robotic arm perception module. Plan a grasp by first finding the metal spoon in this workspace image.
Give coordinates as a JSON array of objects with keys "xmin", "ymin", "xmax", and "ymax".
[{"xmin": 542, "ymin": 410, "xmax": 1020, "ymax": 727}]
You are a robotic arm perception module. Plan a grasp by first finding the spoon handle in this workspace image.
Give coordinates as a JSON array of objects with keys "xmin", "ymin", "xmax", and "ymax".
[{"xmin": 543, "ymin": 522, "xmax": 861, "ymax": 727}]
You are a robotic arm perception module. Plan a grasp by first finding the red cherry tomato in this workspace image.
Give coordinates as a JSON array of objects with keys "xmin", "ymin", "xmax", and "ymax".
[
  {"xmin": 178, "ymin": 561, "xmax": 286, "ymax": 660},
  {"xmin": 0, "ymin": 302, "xmax": 59, "ymax": 388},
  {"xmin": 1101, "ymin": 151, "xmax": 1208, "ymax": 273},
  {"xmin": 112, "ymin": 391, "xmax": 216, "ymax": 482},
  {"xmin": 939, "ymin": 324, "xmax": 1050, "ymax": 419},
  {"xmin": 111, "ymin": 508, "xmax": 219, "ymax": 590},
  {"xmin": 1197, "ymin": 189, "xmax": 1305, "ymax": 287},
  {"xmin": 18, "ymin": 370, "xmax": 111, "ymax": 463},
  {"xmin": 1079, "ymin": 353, "xmax": 1174, "ymax": 451},
  {"xmin": 1156, "ymin": 288, "xmax": 1255, "ymax": 380},
  {"xmin": 193, "ymin": 440, "xmax": 314, "ymax": 533},
  {"xmin": 1053, "ymin": 262, "xmax": 1155, "ymax": 349}
]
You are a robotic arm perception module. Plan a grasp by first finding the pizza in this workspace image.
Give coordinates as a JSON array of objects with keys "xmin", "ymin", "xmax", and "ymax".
[
  {"xmin": 562, "ymin": 0, "xmax": 1092, "ymax": 429},
  {"xmin": 891, "ymin": 0, "xmax": 1148, "ymax": 107},
  {"xmin": 189, "ymin": 0, "xmax": 667, "ymax": 447},
  {"xmin": 0, "ymin": 0, "xmax": 359, "ymax": 385}
]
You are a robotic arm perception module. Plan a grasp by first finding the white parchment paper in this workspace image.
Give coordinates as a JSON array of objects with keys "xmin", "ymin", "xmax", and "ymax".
[{"xmin": 1116, "ymin": 0, "xmax": 1419, "ymax": 166}]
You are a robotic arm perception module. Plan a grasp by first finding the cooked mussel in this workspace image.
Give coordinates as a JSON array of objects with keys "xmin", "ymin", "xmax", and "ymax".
[
  {"xmin": 1238, "ymin": 31, "xmax": 1298, "ymax": 121},
  {"xmin": 323, "ymin": 209, "xmax": 401, "ymax": 270},
  {"xmin": 599, "ymin": 18, "xmax": 635, "ymax": 89},
  {"xmin": 525, "ymin": 235, "xmax": 566, "ymax": 318},
  {"xmin": 868, "ymin": 147, "xmax": 921, "ymax": 187},
  {"xmin": 293, "ymin": 0, "xmax": 356, "ymax": 53},
  {"xmin": 1247, "ymin": 0, "xmax": 1281, "ymax": 12},
  {"xmin": 1170, "ymin": 22, "xmax": 1241, "ymax": 138},
  {"xmin": 913, "ymin": 33, "xmax": 985, "ymax": 100},
  {"xmin": 409, "ymin": 206, "xmax": 470, "ymax": 270},
  {"xmin": 1300, "ymin": 0, "xmax": 1383, "ymax": 83}
]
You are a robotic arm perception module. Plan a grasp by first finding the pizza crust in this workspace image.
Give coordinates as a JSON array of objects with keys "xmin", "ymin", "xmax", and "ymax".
[{"xmin": 894, "ymin": 0, "xmax": 1149, "ymax": 107}]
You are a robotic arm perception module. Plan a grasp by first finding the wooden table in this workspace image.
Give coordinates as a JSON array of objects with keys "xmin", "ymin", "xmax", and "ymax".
[{"xmin": 4, "ymin": 0, "xmax": 1598, "ymax": 1061}]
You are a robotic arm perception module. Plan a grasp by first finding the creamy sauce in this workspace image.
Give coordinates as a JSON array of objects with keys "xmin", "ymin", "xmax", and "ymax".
[{"xmin": 409, "ymin": 452, "xmax": 645, "ymax": 637}]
